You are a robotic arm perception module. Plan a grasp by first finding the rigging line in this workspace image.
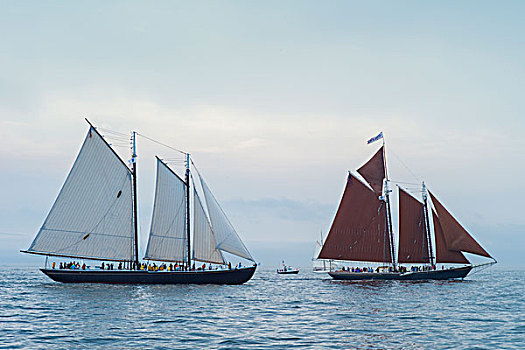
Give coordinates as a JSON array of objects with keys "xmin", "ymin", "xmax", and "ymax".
[
  {"xmin": 107, "ymin": 140, "xmax": 130, "ymax": 145},
  {"xmin": 387, "ymin": 146, "xmax": 421, "ymax": 182},
  {"xmin": 0, "ymin": 231, "xmax": 25, "ymax": 237},
  {"xmin": 106, "ymin": 137, "xmax": 129, "ymax": 142},
  {"xmin": 102, "ymin": 133, "xmax": 129, "ymax": 139},
  {"xmin": 104, "ymin": 134, "xmax": 129, "ymax": 139},
  {"xmin": 136, "ymin": 132, "xmax": 188, "ymax": 155},
  {"xmin": 106, "ymin": 138, "xmax": 130, "ymax": 144},
  {"xmin": 388, "ymin": 180, "xmax": 421, "ymax": 186},
  {"xmin": 97, "ymin": 127, "xmax": 129, "ymax": 137},
  {"xmin": 190, "ymin": 159, "xmax": 205, "ymax": 182},
  {"xmin": 469, "ymin": 262, "xmax": 494, "ymax": 275}
]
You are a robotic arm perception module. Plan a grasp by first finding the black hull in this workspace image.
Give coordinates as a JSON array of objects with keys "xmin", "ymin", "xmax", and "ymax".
[
  {"xmin": 41, "ymin": 266, "xmax": 256, "ymax": 285},
  {"xmin": 277, "ymin": 270, "xmax": 299, "ymax": 275},
  {"xmin": 328, "ymin": 266, "xmax": 472, "ymax": 281}
]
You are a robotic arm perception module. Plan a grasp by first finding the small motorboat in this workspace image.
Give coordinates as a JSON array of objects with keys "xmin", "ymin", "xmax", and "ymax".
[{"xmin": 277, "ymin": 261, "xmax": 299, "ymax": 275}]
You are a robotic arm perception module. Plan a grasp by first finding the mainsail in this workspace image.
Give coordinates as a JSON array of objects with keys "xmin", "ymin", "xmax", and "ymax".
[
  {"xmin": 198, "ymin": 172, "xmax": 255, "ymax": 262},
  {"xmin": 144, "ymin": 158, "xmax": 187, "ymax": 262},
  {"xmin": 429, "ymin": 191, "xmax": 492, "ymax": 259},
  {"xmin": 357, "ymin": 145, "xmax": 386, "ymax": 194},
  {"xmin": 27, "ymin": 127, "xmax": 135, "ymax": 261},
  {"xmin": 397, "ymin": 188, "xmax": 429, "ymax": 263},
  {"xmin": 318, "ymin": 173, "xmax": 391, "ymax": 263},
  {"xmin": 193, "ymin": 189, "xmax": 225, "ymax": 265}
]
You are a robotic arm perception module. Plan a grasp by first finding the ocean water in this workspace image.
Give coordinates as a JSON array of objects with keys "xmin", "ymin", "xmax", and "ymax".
[{"xmin": 0, "ymin": 266, "xmax": 523, "ymax": 349}]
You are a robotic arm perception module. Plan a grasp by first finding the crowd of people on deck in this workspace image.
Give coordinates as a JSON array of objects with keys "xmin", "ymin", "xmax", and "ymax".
[
  {"xmin": 339, "ymin": 265, "xmax": 438, "ymax": 273},
  {"xmin": 51, "ymin": 260, "xmax": 245, "ymax": 272},
  {"xmin": 56, "ymin": 262, "xmax": 87, "ymax": 270},
  {"xmin": 339, "ymin": 266, "xmax": 376, "ymax": 273},
  {"xmin": 409, "ymin": 265, "xmax": 436, "ymax": 272}
]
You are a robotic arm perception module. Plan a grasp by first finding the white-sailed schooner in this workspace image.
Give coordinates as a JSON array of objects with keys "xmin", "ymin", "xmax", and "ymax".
[{"xmin": 22, "ymin": 120, "xmax": 256, "ymax": 284}]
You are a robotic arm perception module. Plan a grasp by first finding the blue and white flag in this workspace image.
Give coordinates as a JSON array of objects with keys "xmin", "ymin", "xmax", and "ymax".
[{"xmin": 367, "ymin": 132, "xmax": 383, "ymax": 144}]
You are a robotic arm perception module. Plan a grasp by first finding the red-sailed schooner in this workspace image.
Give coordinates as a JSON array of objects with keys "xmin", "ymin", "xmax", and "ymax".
[{"xmin": 318, "ymin": 136, "xmax": 496, "ymax": 281}]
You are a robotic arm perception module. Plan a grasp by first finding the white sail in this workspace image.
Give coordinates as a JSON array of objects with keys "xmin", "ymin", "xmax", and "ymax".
[
  {"xmin": 193, "ymin": 189, "xmax": 225, "ymax": 265},
  {"xmin": 144, "ymin": 159, "xmax": 187, "ymax": 262},
  {"xmin": 27, "ymin": 127, "xmax": 135, "ymax": 261},
  {"xmin": 312, "ymin": 240, "xmax": 327, "ymax": 272},
  {"xmin": 198, "ymin": 173, "xmax": 254, "ymax": 262}
]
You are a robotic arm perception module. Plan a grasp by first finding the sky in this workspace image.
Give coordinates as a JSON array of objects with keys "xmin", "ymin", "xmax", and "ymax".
[{"xmin": 1, "ymin": 1, "xmax": 524, "ymax": 267}]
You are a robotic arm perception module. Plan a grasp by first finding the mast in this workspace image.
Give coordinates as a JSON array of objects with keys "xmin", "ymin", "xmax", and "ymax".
[
  {"xmin": 185, "ymin": 153, "xmax": 191, "ymax": 268},
  {"xmin": 383, "ymin": 143, "xmax": 396, "ymax": 269},
  {"xmin": 320, "ymin": 231, "xmax": 326, "ymax": 271},
  {"xmin": 131, "ymin": 131, "xmax": 139, "ymax": 269},
  {"xmin": 384, "ymin": 180, "xmax": 395, "ymax": 268},
  {"xmin": 422, "ymin": 182, "xmax": 435, "ymax": 267}
]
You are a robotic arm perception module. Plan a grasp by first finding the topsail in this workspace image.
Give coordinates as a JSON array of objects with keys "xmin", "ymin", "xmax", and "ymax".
[{"xmin": 357, "ymin": 145, "xmax": 386, "ymax": 194}]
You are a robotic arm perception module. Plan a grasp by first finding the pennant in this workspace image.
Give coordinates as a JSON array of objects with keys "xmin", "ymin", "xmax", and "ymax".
[{"xmin": 367, "ymin": 132, "xmax": 383, "ymax": 144}]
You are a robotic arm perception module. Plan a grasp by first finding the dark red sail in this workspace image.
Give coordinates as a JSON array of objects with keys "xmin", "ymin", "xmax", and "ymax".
[
  {"xmin": 398, "ymin": 188, "xmax": 429, "ymax": 263},
  {"xmin": 429, "ymin": 191, "xmax": 492, "ymax": 259},
  {"xmin": 318, "ymin": 173, "xmax": 391, "ymax": 263},
  {"xmin": 357, "ymin": 146, "xmax": 385, "ymax": 194},
  {"xmin": 432, "ymin": 210, "xmax": 469, "ymax": 264}
]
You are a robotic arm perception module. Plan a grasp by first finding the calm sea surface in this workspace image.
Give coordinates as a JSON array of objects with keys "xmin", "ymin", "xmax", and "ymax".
[{"xmin": 0, "ymin": 266, "xmax": 523, "ymax": 349}]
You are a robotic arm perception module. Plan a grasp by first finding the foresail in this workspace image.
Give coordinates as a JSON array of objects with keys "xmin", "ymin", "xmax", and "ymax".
[
  {"xmin": 318, "ymin": 173, "xmax": 391, "ymax": 263},
  {"xmin": 357, "ymin": 146, "xmax": 386, "ymax": 194},
  {"xmin": 144, "ymin": 159, "xmax": 187, "ymax": 262},
  {"xmin": 429, "ymin": 191, "xmax": 492, "ymax": 259},
  {"xmin": 193, "ymin": 189, "xmax": 225, "ymax": 265},
  {"xmin": 27, "ymin": 127, "xmax": 135, "ymax": 261},
  {"xmin": 198, "ymin": 173, "xmax": 254, "ymax": 262},
  {"xmin": 398, "ymin": 188, "xmax": 429, "ymax": 263}
]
